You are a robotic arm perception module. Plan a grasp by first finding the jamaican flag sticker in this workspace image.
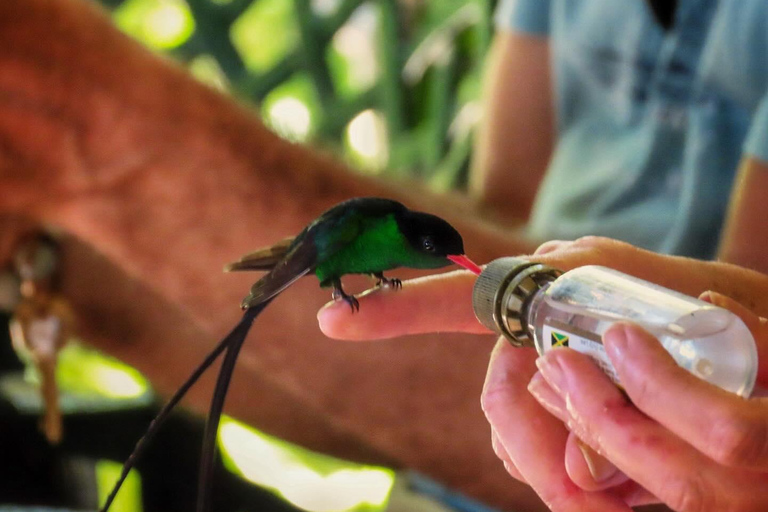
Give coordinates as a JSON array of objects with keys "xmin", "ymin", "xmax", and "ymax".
[
  {"xmin": 550, "ymin": 331, "xmax": 569, "ymax": 348},
  {"xmin": 541, "ymin": 322, "xmax": 621, "ymax": 386}
]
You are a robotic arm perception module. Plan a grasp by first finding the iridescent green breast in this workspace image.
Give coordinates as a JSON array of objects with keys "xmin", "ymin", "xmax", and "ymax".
[{"xmin": 314, "ymin": 215, "xmax": 409, "ymax": 284}]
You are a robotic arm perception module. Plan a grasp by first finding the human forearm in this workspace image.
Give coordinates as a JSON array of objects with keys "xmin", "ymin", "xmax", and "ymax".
[
  {"xmin": 718, "ymin": 157, "xmax": 768, "ymax": 275},
  {"xmin": 469, "ymin": 31, "xmax": 554, "ymax": 224}
]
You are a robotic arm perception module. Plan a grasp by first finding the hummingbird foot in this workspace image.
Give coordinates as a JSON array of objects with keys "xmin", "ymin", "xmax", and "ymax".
[
  {"xmin": 331, "ymin": 280, "xmax": 359, "ymax": 312},
  {"xmin": 372, "ymin": 272, "xmax": 402, "ymax": 290}
]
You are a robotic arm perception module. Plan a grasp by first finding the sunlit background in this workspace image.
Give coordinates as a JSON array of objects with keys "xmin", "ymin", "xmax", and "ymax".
[
  {"xmin": 106, "ymin": 0, "xmax": 491, "ymax": 183},
  {"xmin": 0, "ymin": 1, "xmax": 498, "ymax": 511}
]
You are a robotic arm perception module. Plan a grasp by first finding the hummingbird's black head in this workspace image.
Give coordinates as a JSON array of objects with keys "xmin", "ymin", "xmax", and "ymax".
[{"xmin": 397, "ymin": 211, "xmax": 465, "ymax": 262}]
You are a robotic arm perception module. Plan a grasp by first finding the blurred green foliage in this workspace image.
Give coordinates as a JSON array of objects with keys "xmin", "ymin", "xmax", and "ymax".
[
  {"xmin": 101, "ymin": 0, "xmax": 493, "ymax": 187},
  {"xmin": 231, "ymin": 0, "xmax": 300, "ymax": 73}
]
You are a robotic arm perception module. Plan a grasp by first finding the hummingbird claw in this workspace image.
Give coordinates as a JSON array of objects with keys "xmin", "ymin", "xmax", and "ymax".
[
  {"xmin": 373, "ymin": 273, "xmax": 402, "ymax": 290},
  {"xmin": 331, "ymin": 280, "xmax": 359, "ymax": 313},
  {"xmin": 344, "ymin": 295, "xmax": 360, "ymax": 313}
]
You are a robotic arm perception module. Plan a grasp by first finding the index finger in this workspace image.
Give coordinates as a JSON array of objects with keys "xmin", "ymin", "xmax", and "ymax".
[{"xmin": 317, "ymin": 269, "xmax": 489, "ymax": 340}]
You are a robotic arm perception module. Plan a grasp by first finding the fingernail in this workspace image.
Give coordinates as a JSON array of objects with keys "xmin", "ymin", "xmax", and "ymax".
[
  {"xmin": 528, "ymin": 371, "xmax": 567, "ymax": 419},
  {"xmin": 603, "ymin": 323, "xmax": 629, "ymax": 362},
  {"xmin": 699, "ymin": 290, "xmax": 728, "ymax": 309},
  {"xmin": 535, "ymin": 353, "xmax": 567, "ymax": 395},
  {"xmin": 576, "ymin": 439, "xmax": 619, "ymax": 483}
]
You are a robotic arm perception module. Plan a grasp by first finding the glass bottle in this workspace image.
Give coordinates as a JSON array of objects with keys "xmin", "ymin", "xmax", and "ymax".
[{"xmin": 472, "ymin": 258, "xmax": 757, "ymax": 397}]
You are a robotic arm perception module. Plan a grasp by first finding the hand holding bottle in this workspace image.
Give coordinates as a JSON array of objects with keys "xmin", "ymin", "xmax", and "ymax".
[
  {"xmin": 318, "ymin": 236, "xmax": 768, "ymax": 511},
  {"xmin": 522, "ymin": 293, "xmax": 768, "ymax": 511}
]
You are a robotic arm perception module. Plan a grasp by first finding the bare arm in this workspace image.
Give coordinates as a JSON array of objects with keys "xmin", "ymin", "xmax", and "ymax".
[
  {"xmin": 0, "ymin": 1, "xmax": 543, "ymax": 509},
  {"xmin": 469, "ymin": 30, "xmax": 554, "ymax": 223},
  {"xmin": 718, "ymin": 156, "xmax": 768, "ymax": 274}
]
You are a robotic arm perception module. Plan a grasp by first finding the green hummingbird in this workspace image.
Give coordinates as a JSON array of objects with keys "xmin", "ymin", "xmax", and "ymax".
[
  {"xmin": 99, "ymin": 197, "xmax": 481, "ymax": 512},
  {"xmin": 225, "ymin": 197, "xmax": 482, "ymax": 310}
]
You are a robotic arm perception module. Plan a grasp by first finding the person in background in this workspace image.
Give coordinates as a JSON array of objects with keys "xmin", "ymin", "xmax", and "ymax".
[
  {"xmin": 471, "ymin": 0, "xmax": 768, "ymax": 273},
  {"xmin": 318, "ymin": 235, "xmax": 768, "ymax": 512}
]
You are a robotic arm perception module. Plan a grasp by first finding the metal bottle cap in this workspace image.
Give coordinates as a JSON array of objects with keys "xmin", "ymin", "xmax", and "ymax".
[{"xmin": 472, "ymin": 257, "xmax": 561, "ymax": 347}]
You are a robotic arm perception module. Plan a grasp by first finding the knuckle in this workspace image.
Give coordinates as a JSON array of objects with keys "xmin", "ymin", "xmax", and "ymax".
[
  {"xmin": 533, "ymin": 239, "xmax": 568, "ymax": 255},
  {"xmin": 572, "ymin": 235, "xmax": 633, "ymax": 256},
  {"xmin": 708, "ymin": 412, "xmax": 768, "ymax": 467},
  {"xmin": 662, "ymin": 473, "xmax": 711, "ymax": 512},
  {"xmin": 480, "ymin": 384, "xmax": 510, "ymax": 418},
  {"xmin": 481, "ymin": 374, "xmax": 521, "ymax": 420},
  {"xmin": 572, "ymin": 235, "xmax": 607, "ymax": 247},
  {"xmin": 624, "ymin": 367, "xmax": 655, "ymax": 405}
]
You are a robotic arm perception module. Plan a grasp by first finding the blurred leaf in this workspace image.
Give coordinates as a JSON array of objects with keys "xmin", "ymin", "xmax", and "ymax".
[
  {"xmin": 114, "ymin": 0, "xmax": 195, "ymax": 50},
  {"xmin": 219, "ymin": 416, "xmax": 395, "ymax": 512},
  {"xmin": 231, "ymin": 0, "xmax": 301, "ymax": 73},
  {"xmin": 326, "ymin": 3, "xmax": 380, "ymax": 99},
  {"xmin": 261, "ymin": 73, "xmax": 321, "ymax": 142},
  {"xmin": 411, "ymin": 0, "xmax": 481, "ymax": 39},
  {"xmin": 189, "ymin": 53, "xmax": 230, "ymax": 91},
  {"xmin": 456, "ymin": 70, "xmax": 481, "ymax": 105},
  {"xmin": 56, "ymin": 342, "xmax": 151, "ymax": 400},
  {"xmin": 344, "ymin": 109, "xmax": 389, "ymax": 172},
  {"xmin": 96, "ymin": 460, "xmax": 143, "ymax": 512}
]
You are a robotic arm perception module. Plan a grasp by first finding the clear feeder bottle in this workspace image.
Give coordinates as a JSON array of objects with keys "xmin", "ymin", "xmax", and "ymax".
[{"xmin": 472, "ymin": 258, "xmax": 758, "ymax": 397}]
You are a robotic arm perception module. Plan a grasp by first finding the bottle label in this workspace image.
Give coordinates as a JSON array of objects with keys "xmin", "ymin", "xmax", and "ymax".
[{"xmin": 542, "ymin": 321, "xmax": 621, "ymax": 386}]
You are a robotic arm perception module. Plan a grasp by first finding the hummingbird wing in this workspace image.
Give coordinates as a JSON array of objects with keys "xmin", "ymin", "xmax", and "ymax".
[
  {"xmin": 239, "ymin": 239, "xmax": 317, "ymax": 307},
  {"xmin": 223, "ymin": 237, "xmax": 294, "ymax": 272}
]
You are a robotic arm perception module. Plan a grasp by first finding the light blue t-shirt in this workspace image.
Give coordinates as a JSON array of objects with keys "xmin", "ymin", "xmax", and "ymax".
[{"xmin": 495, "ymin": 0, "xmax": 768, "ymax": 259}]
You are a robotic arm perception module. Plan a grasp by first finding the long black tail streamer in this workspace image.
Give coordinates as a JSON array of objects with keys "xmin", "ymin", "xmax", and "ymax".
[
  {"xmin": 99, "ymin": 305, "xmax": 263, "ymax": 512},
  {"xmin": 196, "ymin": 297, "xmax": 273, "ymax": 512}
]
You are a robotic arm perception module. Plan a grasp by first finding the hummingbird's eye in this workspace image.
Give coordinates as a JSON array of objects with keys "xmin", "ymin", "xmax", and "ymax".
[{"xmin": 421, "ymin": 236, "xmax": 435, "ymax": 252}]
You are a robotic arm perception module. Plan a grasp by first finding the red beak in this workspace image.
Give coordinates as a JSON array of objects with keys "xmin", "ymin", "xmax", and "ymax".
[{"xmin": 447, "ymin": 254, "xmax": 482, "ymax": 276}]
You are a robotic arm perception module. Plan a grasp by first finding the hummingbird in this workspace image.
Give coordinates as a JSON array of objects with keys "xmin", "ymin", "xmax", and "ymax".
[{"xmin": 99, "ymin": 197, "xmax": 481, "ymax": 512}]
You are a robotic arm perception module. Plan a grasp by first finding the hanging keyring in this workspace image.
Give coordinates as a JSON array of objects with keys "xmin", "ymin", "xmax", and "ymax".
[{"xmin": 8, "ymin": 232, "xmax": 75, "ymax": 445}]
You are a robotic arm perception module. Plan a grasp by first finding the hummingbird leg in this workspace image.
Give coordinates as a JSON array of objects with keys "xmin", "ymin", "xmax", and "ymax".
[
  {"xmin": 372, "ymin": 272, "xmax": 402, "ymax": 290},
  {"xmin": 331, "ymin": 278, "xmax": 359, "ymax": 312}
]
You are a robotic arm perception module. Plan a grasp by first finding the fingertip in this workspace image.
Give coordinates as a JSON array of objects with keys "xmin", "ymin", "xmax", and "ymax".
[
  {"xmin": 603, "ymin": 322, "xmax": 635, "ymax": 355},
  {"xmin": 700, "ymin": 290, "xmax": 745, "ymax": 313},
  {"xmin": 602, "ymin": 322, "xmax": 629, "ymax": 342},
  {"xmin": 698, "ymin": 291, "xmax": 764, "ymax": 333},
  {"xmin": 604, "ymin": 321, "xmax": 658, "ymax": 348},
  {"xmin": 317, "ymin": 300, "xmax": 355, "ymax": 339},
  {"xmin": 603, "ymin": 322, "xmax": 671, "ymax": 371}
]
